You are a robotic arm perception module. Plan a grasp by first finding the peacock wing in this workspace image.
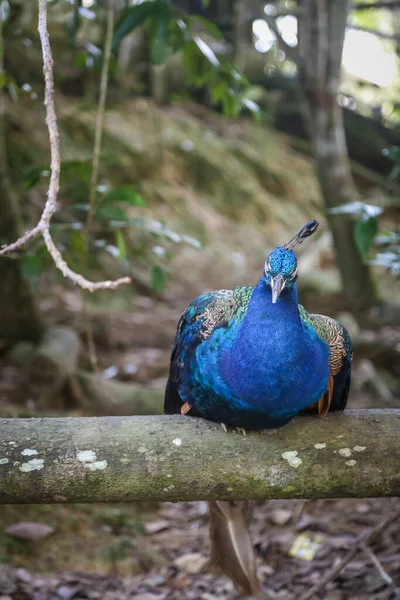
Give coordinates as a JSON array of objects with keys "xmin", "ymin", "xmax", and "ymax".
[
  {"xmin": 298, "ymin": 305, "xmax": 353, "ymax": 415},
  {"xmin": 164, "ymin": 286, "xmax": 253, "ymax": 415}
]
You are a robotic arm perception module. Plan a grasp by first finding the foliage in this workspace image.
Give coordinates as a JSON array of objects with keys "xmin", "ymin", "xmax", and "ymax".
[
  {"xmin": 21, "ymin": 162, "xmax": 201, "ymax": 294},
  {"xmin": 329, "ymin": 145, "xmax": 400, "ymax": 277},
  {"xmin": 111, "ymin": 0, "xmax": 260, "ymax": 119}
]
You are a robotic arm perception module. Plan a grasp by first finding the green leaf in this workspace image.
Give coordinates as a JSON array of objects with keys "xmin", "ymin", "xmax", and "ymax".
[
  {"xmin": 152, "ymin": 264, "xmax": 167, "ymax": 294},
  {"xmin": 354, "ymin": 215, "xmax": 378, "ymax": 258},
  {"xmin": 190, "ymin": 15, "xmax": 222, "ymax": 39},
  {"xmin": 116, "ymin": 230, "xmax": 127, "ymax": 261},
  {"xmin": 242, "ymin": 98, "xmax": 262, "ymax": 122},
  {"xmin": 168, "ymin": 18, "xmax": 189, "ymax": 52},
  {"xmin": 382, "ymin": 146, "xmax": 400, "ymax": 164},
  {"xmin": 69, "ymin": 230, "xmax": 86, "ymax": 255},
  {"xmin": 149, "ymin": 2, "xmax": 171, "ymax": 65},
  {"xmin": 112, "ymin": 0, "xmax": 168, "ymax": 51},
  {"xmin": 24, "ymin": 166, "xmax": 45, "ymax": 189},
  {"xmin": 388, "ymin": 164, "xmax": 400, "ymax": 183},
  {"xmin": 183, "ymin": 39, "xmax": 215, "ymax": 87},
  {"xmin": 60, "ymin": 160, "xmax": 93, "ymax": 185},
  {"xmin": 21, "ymin": 253, "xmax": 42, "ymax": 289},
  {"xmin": 193, "ymin": 36, "xmax": 220, "ymax": 68},
  {"xmin": 102, "ymin": 186, "xmax": 146, "ymax": 206},
  {"xmin": 97, "ymin": 205, "xmax": 129, "ymax": 222},
  {"xmin": 0, "ymin": 0, "xmax": 10, "ymax": 25}
]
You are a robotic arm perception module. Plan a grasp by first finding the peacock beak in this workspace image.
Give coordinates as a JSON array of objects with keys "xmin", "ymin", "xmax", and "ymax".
[{"xmin": 271, "ymin": 273, "xmax": 285, "ymax": 304}]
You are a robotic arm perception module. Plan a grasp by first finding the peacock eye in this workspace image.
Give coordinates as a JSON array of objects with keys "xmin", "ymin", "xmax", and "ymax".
[
  {"xmin": 264, "ymin": 263, "xmax": 270, "ymax": 274},
  {"xmin": 291, "ymin": 268, "xmax": 298, "ymax": 278}
]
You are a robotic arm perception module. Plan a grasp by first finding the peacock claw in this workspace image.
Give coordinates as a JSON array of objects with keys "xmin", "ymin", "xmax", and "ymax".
[
  {"xmin": 221, "ymin": 423, "xmax": 229, "ymax": 433},
  {"xmin": 236, "ymin": 427, "xmax": 247, "ymax": 436}
]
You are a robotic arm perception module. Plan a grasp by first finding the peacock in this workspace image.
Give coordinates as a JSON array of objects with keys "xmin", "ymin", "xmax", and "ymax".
[{"xmin": 164, "ymin": 220, "xmax": 352, "ymax": 595}]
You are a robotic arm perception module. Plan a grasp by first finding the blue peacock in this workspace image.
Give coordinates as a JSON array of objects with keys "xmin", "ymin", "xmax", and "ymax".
[{"xmin": 165, "ymin": 220, "xmax": 352, "ymax": 595}]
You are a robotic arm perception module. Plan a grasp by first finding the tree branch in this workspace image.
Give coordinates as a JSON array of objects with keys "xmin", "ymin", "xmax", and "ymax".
[
  {"xmin": 1, "ymin": 410, "xmax": 400, "ymax": 504},
  {"xmin": 348, "ymin": 24, "xmax": 400, "ymax": 41},
  {"xmin": 352, "ymin": 1, "xmax": 400, "ymax": 10},
  {"xmin": 0, "ymin": 0, "xmax": 131, "ymax": 293}
]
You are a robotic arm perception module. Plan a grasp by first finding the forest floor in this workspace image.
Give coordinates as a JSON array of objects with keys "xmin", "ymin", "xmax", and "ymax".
[{"xmin": 1, "ymin": 496, "xmax": 400, "ymax": 600}]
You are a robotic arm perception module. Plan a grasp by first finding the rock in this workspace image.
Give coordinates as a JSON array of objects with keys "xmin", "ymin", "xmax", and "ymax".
[
  {"xmin": 174, "ymin": 553, "xmax": 208, "ymax": 574},
  {"xmin": 15, "ymin": 568, "xmax": 32, "ymax": 583},
  {"xmin": 0, "ymin": 564, "xmax": 16, "ymax": 595},
  {"xmin": 133, "ymin": 594, "xmax": 166, "ymax": 600},
  {"xmin": 144, "ymin": 520, "xmax": 170, "ymax": 535},
  {"xmin": 56, "ymin": 584, "xmax": 82, "ymax": 600},
  {"xmin": 269, "ymin": 509, "xmax": 293, "ymax": 526},
  {"xmin": 5, "ymin": 521, "xmax": 55, "ymax": 541}
]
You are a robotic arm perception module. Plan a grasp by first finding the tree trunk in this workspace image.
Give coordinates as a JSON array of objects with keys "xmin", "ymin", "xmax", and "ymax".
[
  {"xmin": 297, "ymin": 0, "xmax": 376, "ymax": 316},
  {"xmin": 0, "ymin": 21, "xmax": 41, "ymax": 343},
  {"xmin": 0, "ymin": 410, "xmax": 399, "ymax": 504}
]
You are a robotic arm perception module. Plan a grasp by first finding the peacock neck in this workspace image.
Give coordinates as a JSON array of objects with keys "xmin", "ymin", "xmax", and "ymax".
[
  {"xmin": 244, "ymin": 277, "xmax": 301, "ymax": 328},
  {"xmin": 219, "ymin": 276, "xmax": 320, "ymax": 410}
]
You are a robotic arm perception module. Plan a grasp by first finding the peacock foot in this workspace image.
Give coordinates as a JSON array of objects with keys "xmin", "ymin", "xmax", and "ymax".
[{"xmin": 236, "ymin": 427, "xmax": 247, "ymax": 436}]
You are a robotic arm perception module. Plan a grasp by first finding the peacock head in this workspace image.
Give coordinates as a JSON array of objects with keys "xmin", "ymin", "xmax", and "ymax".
[{"xmin": 264, "ymin": 220, "xmax": 319, "ymax": 304}]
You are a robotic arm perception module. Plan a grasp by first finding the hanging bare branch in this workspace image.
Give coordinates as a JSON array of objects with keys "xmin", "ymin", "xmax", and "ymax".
[{"xmin": 0, "ymin": 0, "xmax": 131, "ymax": 293}]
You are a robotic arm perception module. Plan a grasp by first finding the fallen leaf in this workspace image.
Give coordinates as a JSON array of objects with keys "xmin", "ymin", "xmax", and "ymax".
[
  {"xmin": 174, "ymin": 552, "xmax": 208, "ymax": 574},
  {"xmin": 289, "ymin": 533, "xmax": 324, "ymax": 561}
]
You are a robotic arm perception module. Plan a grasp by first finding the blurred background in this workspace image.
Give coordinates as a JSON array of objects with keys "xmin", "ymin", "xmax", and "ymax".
[{"xmin": 0, "ymin": 0, "xmax": 400, "ymax": 598}]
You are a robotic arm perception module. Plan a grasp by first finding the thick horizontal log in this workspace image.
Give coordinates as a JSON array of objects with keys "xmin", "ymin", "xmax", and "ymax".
[{"xmin": 0, "ymin": 410, "xmax": 400, "ymax": 504}]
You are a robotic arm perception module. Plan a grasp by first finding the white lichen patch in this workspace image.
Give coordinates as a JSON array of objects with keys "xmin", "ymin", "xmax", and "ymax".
[
  {"xmin": 314, "ymin": 443, "xmax": 326, "ymax": 450},
  {"xmin": 77, "ymin": 450, "xmax": 97, "ymax": 463},
  {"xmin": 84, "ymin": 460, "xmax": 107, "ymax": 471},
  {"xmin": 353, "ymin": 446, "xmax": 366, "ymax": 452},
  {"xmin": 77, "ymin": 450, "xmax": 107, "ymax": 470},
  {"xmin": 8, "ymin": 441, "xmax": 16, "ymax": 445},
  {"xmin": 346, "ymin": 459, "xmax": 357, "ymax": 467},
  {"xmin": 137, "ymin": 446, "xmax": 148, "ymax": 453},
  {"xmin": 19, "ymin": 458, "xmax": 44, "ymax": 472},
  {"xmin": 0, "ymin": 458, "xmax": 9, "ymax": 465},
  {"xmin": 336, "ymin": 435, "xmax": 344, "ymax": 439},
  {"xmin": 338, "ymin": 448, "xmax": 352, "ymax": 457},
  {"xmin": 282, "ymin": 451, "xmax": 302, "ymax": 469},
  {"xmin": 172, "ymin": 438, "xmax": 182, "ymax": 447},
  {"xmin": 21, "ymin": 448, "xmax": 38, "ymax": 456}
]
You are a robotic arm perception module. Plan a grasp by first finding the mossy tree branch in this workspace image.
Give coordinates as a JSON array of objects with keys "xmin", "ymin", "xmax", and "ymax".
[{"xmin": 1, "ymin": 410, "xmax": 400, "ymax": 504}]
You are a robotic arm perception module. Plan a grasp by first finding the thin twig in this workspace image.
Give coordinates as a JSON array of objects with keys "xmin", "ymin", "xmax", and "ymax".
[
  {"xmin": 82, "ymin": 0, "xmax": 116, "ymax": 370},
  {"xmin": 0, "ymin": 0, "xmax": 130, "ymax": 293},
  {"xmin": 84, "ymin": 0, "xmax": 115, "ymax": 245},
  {"xmin": 298, "ymin": 506, "xmax": 400, "ymax": 600},
  {"xmin": 361, "ymin": 542, "xmax": 397, "ymax": 589}
]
